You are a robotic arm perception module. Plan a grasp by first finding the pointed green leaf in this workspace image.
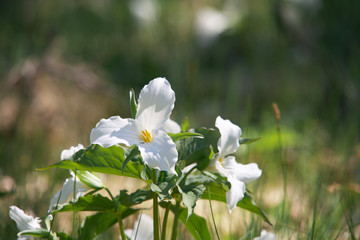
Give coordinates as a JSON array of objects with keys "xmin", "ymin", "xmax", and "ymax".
[
  {"xmin": 122, "ymin": 146, "xmax": 140, "ymax": 174},
  {"xmin": 150, "ymin": 170, "xmax": 177, "ymax": 200},
  {"xmin": 52, "ymin": 194, "xmax": 116, "ymax": 213},
  {"xmin": 130, "ymin": 88, "xmax": 137, "ymax": 119},
  {"xmin": 168, "ymin": 132, "xmax": 203, "ymax": 142},
  {"xmin": 78, "ymin": 211, "xmax": 117, "ymax": 240},
  {"xmin": 178, "ymin": 183, "xmax": 206, "ymax": 219},
  {"xmin": 202, "ymin": 183, "xmax": 272, "ymax": 225},
  {"xmin": 239, "ymin": 137, "xmax": 262, "ymax": 145},
  {"xmin": 177, "ymin": 128, "xmax": 220, "ymax": 170},
  {"xmin": 40, "ymin": 144, "xmax": 143, "ymax": 179},
  {"xmin": 18, "ymin": 229, "xmax": 51, "ymax": 238},
  {"xmin": 181, "ymin": 117, "xmax": 189, "ymax": 131},
  {"xmin": 117, "ymin": 189, "xmax": 153, "ymax": 207},
  {"xmin": 161, "ymin": 203, "xmax": 211, "ymax": 240}
]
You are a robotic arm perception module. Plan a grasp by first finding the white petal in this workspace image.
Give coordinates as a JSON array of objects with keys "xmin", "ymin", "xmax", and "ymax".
[
  {"xmin": 226, "ymin": 175, "xmax": 245, "ymax": 213},
  {"xmin": 125, "ymin": 214, "xmax": 153, "ymax": 240},
  {"xmin": 222, "ymin": 157, "xmax": 262, "ymax": 183},
  {"xmin": 162, "ymin": 119, "xmax": 181, "ymax": 133},
  {"xmin": 61, "ymin": 144, "xmax": 84, "ymax": 160},
  {"xmin": 215, "ymin": 116, "xmax": 242, "ymax": 157},
  {"xmin": 138, "ymin": 130, "xmax": 177, "ymax": 174},
  {"xmin": 9, "ymin": 206, "xmax": 42, "ymax": 232},
  {"xmin": 48, "ymin": 174, "xmax": 91, "ymax": 212},
  {"xmin": 136, "ymin": 78, "xmax": 175, "ymax": 131},
  {"xmin": 90, "ymin": 116, "xmax": 139, "ymax": 147},
  {"xmin": 254, "ymin": 230, "xmax": 277, "ymax": 240}
]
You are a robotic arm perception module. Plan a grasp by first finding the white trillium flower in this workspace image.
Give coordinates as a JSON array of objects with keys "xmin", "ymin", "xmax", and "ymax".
[
  {"xmin": 48, "ymin": 171, "xmax": 91, "ymax": 213},
  {"xmin": 124, "ymin": 214, "xmax": 153, "ymax": 240},
  {"xmin": 9, "ymin": 206, "xmax": 45, "ymax": 240},
  {"xmin": 48, "ymin": 144, "xmax": 103, "ymax": 212},
  {"xmin": 254, "ymin": 229, "xmax": 277, "ymax": 240},
  {"xmin": 60, "ymin": 143, "xmax": 84, "ymax": 160},
  {"xmin": 90, "ymin": 78, "xmax": 178, "ymax": 174},
  {"xmin": 214, "ymin": 116, "xmax": 262, "ymax": 213}
]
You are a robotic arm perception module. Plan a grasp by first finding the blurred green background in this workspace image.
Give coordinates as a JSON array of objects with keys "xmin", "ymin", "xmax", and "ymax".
[{"xmin": 0, "ymin": 0, "xmax": 359, "ymax": 239}]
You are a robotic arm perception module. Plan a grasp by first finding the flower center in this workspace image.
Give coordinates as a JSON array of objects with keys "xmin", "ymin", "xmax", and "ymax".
[
  {"xmin": 140, "ymin": 130, "xmax": 152, "ymax": 143},
  {"xmin": 219, "ymin": 158, "xmax": 224, "ymax": 167}
]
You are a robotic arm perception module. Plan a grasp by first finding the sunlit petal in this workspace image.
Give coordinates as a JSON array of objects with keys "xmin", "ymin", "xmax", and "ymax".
[
  {"xmin": 136, "ymin": 78, "xmax": 175, "ymax": 131},
  {"xmin": 222, "ymin": 157, "xmax": 262, "ymax": 183},
  {"xmin": 48, "ymin": 172, "xmax": 91, "ymax": 212},
  {"xmin": 60, "ymin": 144, "xmax": 84, "ymax": 160},
  {"xmin": 215, "ymin": 116, "xmax": 242, "ymax": 157},
  {"xmin": 226, "ymin": 175, "xmax": 245, "ymax": 213},
  {"xmin": 90, "ymin": 116, "xmax": 139, "ymax": 147},
  {"xmin": 254, "ymin": 230, "xmax": 277, "ymax": 240},
  {"xmin": 162, "ymin": 118, "xmax": 181, "ymax": 133},
  {"xmin": 138, "ymin": 130, "xmax": 177, "ymax": 174},
  {"xmin": 9, "ymin": 206, "xmax": 42, "ymax": 232}
]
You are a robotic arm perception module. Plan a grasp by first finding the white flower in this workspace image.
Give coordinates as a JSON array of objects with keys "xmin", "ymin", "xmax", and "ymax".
[
  {"xmin": 60, "ymin": 144, "xmax": 84, "ymax": 160},
  {"xmin": 48, "ymin": 171, "xmax": 91, "ymax": 212},
  {"xmin": 90, "ymin": 78, "xmax": 178, "ymax": 174},
  {"xmin": 213, "ymin": 116, "xmax": 262, "ymax": 213},
  {"xmin": 9, "ymin": 206, "xmax": 45, "ymax": 240},
  {"xmin": 48, "ymin": 145, "xmax": 103, "ymax": 212},
  {"xmin": 254, "ymin": 230, "xmax": 276, "ymax": 240},
  {"xmin": 125, "ymin": 214, "xmax": 153, "ymax": 240}
]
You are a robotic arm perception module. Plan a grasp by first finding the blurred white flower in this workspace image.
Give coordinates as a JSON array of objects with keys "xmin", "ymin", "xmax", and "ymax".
[
  {"xmin": 91, "ymin": 78, "xmax": 178, "ymax": 174},
  {"xmin": 194, "ymin": 7, "xmax": 229, "ymax": 44},
  {"xmin": 125, "ymin": 214, "xmax": 153, "ymax": 240},
  {"xmin": 129, "ymin": 0, "xmax": 158, "ymax": 25},
  {"xmin": 9, "ymin": 206, "xmax": 45, "ymax": 240},
  {"xmin": 254, "ymin": 229, "xmax": 276, "ymax": 240},
  {"xmin": 213, "ymin": 116, "xmax": 262, "ymax": 213}
]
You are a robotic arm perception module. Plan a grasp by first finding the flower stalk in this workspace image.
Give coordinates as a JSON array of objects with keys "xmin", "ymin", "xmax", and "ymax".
[{"xmin": 161, "ymin": 201, "xmax": 171, "ymax": 240}]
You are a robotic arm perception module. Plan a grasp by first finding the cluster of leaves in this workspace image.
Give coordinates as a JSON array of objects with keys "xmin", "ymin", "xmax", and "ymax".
[
  {"xmin": 17, "ymin": 85, "xmax": 270, "ymax": 240},
  {"xmin": 26, "ymin": 126, "xmax": 269, "ymax": 239}
]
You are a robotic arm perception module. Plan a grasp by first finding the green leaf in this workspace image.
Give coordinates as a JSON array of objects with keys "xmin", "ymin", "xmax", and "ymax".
[
  {"xmin": 78, "ymin": 211, "xmax": 117, "ymax": 240},
  {"xmin": 117, "ymin": 189, "xmax": 153, "ymax": 207},
  {"xmin": 122, "ymin": 145, "xmax": 140, "ymax": 174},
  {"xmin": 150, "ymin": 170, "xmax": 177, "ymax": 200},
  {"xmin": 181, "ymin": 117, "xmax": 189, "ymax": 131},
  {"xmin": 18, "ymin": 229, "xmax": 51, "ymax": 238},
  {"xmin": 129, "ymin": 88, "xmax": 137, "ymax": 119},
  {"xmin": 162, "ymin": 203, "xmax": 211, "ymax": 240},
  {"xmin": 202, "ymin": 183, "xmax": 272, "ymax": 225},
  {"xmin": 239, "ymin": 137, "xmax": 262, "ymax": 145},
  {"xmin": 178, "ymin": 183, "xmax": 206, "ymax": 219},
  {"xmin": 52, "ymin": 194, "xmax": 116, "ymax": 213},
  {"xmin": 177, "ymin": 128, "xmax": 220, "ymax": 170},
  {"xmin": 167, "ymin": 132, "xmax": 203, "ymax": 142},
  {"xmin": 40, "ymin": 144, "xmax": 143, "ymax": 179}
]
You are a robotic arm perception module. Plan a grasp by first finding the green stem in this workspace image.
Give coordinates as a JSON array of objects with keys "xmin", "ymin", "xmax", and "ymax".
[
  {"xmin": 208, "ymin": 190, "xmax": 220, "ymax": 240},
  {"xmin": 118, "ymin": 214, "xmax": 127, "ymax": 240},
  {"xmin": 171, "ymin": 200, "xmax": 180, "ymax": 240},
  {"xmin": 73, "ymin": 169, "xmax": 77, "ymax": 239},
  {"xmin": 153, "ymin": 195, "xmax": 160, "ymax": 240},
  {"xmin": 105, "ymin": 187, "xmax": 127, "ymax": 239},
  {"xmin": 161, "ymin": 202, "xmax": 171, "ymax": 240}
]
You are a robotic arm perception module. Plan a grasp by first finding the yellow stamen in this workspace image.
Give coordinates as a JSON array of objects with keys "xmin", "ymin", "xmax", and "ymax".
[
  {"xmin": 219, "ymin": 158, "xmax": 223, "ymax": 163},
  {"xmin": 140, "ymin": 130, "xmax": 152, "ymax": 143}
]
